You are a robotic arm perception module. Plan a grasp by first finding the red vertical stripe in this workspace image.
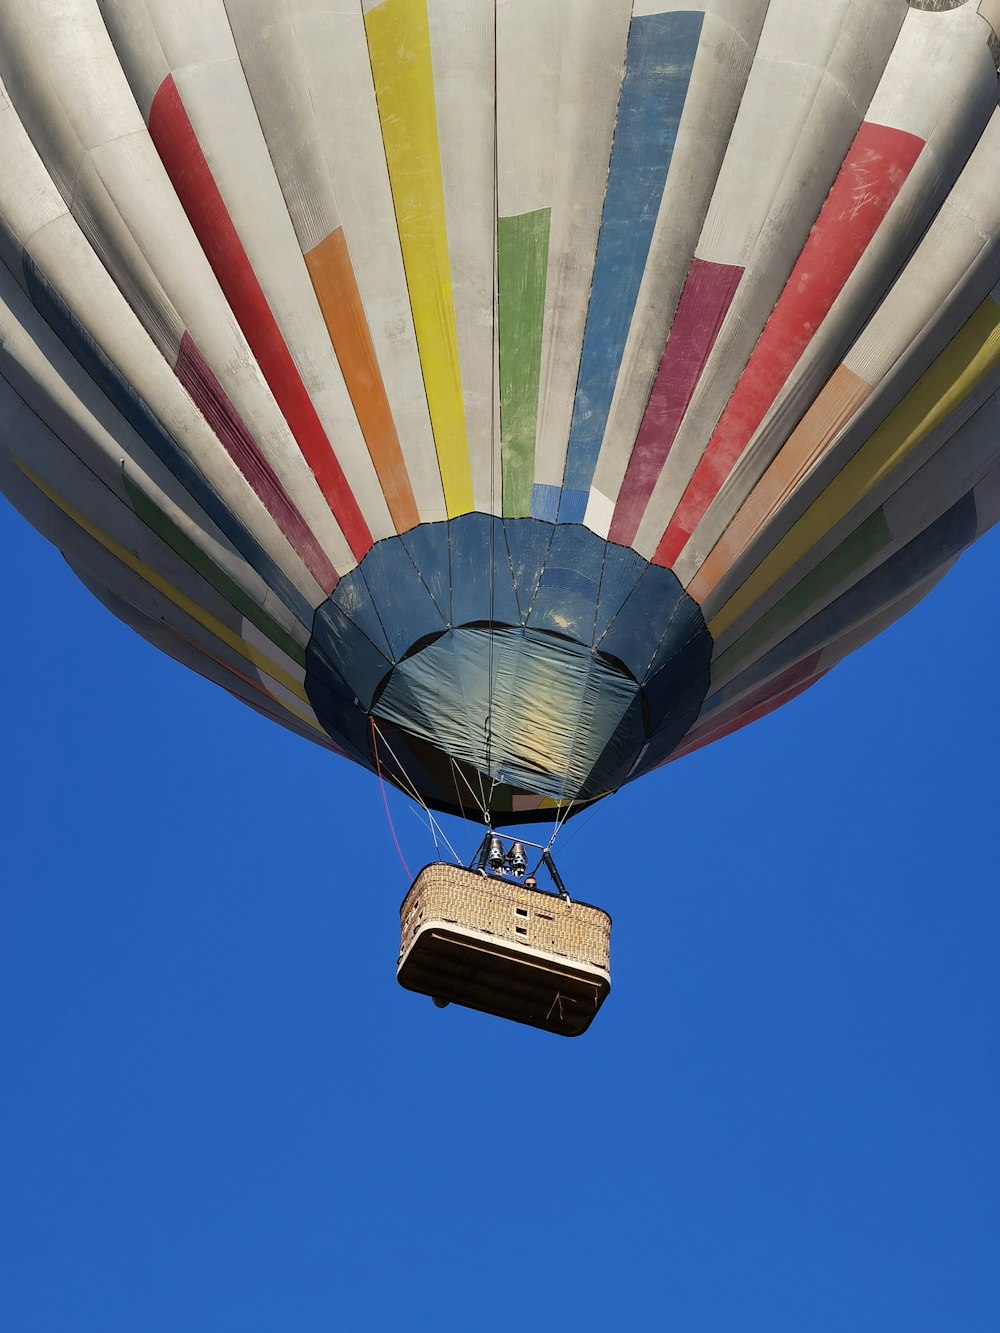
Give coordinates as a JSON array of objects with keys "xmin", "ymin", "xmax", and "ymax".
[
  {"xmin": 610, "ymin": 258, "xmax": 743, "ymax": 546},
  {"xmin": 175, "ymin": 334, "xmax": 338, "ymax": 593},
  {"xmin": 149, "ymin": 76, "xmax": 372, "ymax": 562},
  {"xmin": 668, "ymin": 656, "xmax": 824, "ymax": 761},
  {"xmin": 653, "ymin": 121, "xmax": 925, "ymax": 569}
]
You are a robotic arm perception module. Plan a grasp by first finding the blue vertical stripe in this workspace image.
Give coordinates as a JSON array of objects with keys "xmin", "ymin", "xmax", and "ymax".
[
  {"xmin": 559, "ymin": 10, "xmax": 703, "ymax": 509},
  {"xmin": 22, "ymin": 255, "xmax": 315, "ymax": 628},
  {"xmin": 531, "ymin": 483, "xmax": 562, "ymax": 522}
]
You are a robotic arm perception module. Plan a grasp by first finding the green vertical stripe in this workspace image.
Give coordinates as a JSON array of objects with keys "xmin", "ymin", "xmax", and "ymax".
[
  {"xmin": 123, "ymin": 476, "xmax": 306, "ymax": 666},
  {"xmin": 498, "ymin": 208, "xmax": 550, "ymax": 517},
  {"xmin": 713, "ymin": 508, "xmax": 892, "ymax": 681}
]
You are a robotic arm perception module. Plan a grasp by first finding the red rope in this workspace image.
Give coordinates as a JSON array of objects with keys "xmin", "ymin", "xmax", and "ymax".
[{"xmin": 370, "ymin": 718, "xmax": 413, "ymax": 881}]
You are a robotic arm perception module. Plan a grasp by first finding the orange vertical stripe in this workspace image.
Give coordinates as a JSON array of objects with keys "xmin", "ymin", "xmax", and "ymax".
[
  {"xmin": 305, "ymin": 228, "xmax": 419, "ymax": 533},
  {"xmin": 687, "ymin": 366, "xmax": 873, "ymax": 605}
]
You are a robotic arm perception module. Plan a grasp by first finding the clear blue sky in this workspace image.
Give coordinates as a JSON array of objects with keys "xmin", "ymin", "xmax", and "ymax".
[{"xmin": 2, "ymin": 494, "xmax": 999, "ymax": 1333}]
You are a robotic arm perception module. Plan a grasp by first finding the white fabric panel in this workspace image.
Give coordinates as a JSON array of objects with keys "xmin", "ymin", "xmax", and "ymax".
[
  {"xmin": 75, "ymin": 561, "xmax": 336, "ymax": 749},
  {"xmin": 427, "ymin": 0, "xmax": 497, "ymax": 514},
  {"xmin": 495, "ymin": 0, "xmax": 560, "ymax": 521},
  {"xmin": 867, "ymin": 2, "xmax": 997, "ymax": 137},
  {"xmin": 68, "ymin": 529, "xmax": 326, "ymax": 736},
  {"xmin": 583, "ymin": 488, "xmax": 616, "ymax": 541},
  {"xmin": 882, "ymin": 390, "xmax": 1000, "ymax": 540},
  {"xmin": 0, "ymin": 73, "xmax": 322, "ymax": 614},
  {"xmin": 632, "ymin": 0, "xmax": 751, "ymax": 17},
  {"xmin": 979, "ymin": 0, "xmax": 1000, "ymax": 37},
  {"xmin": 0, "ymin": 261, "xmax": 305, "ymax": 643},
  {"xmin": 294, "ymin": 4, "xmax": 446, "ymax": 523},
  {"xmin": 711, "ymin": 391, "xmax": 1000, "ymax": 688},
  {"xmin": 697, "ymin": 563, "xmax": 951, "ymax": 732},
  {"xmin": 532, "ymin": 0, "xmax": 633, "ymax": 492},
  {"xmin": 161, "ymin": 16, "xmax": 393, "ymax": 541},
  {"xmin": 696, "ymin": 0, "xmax": 907, "ymax": 268},
  {"xmin": 0, "ymin": 89, "xmax": 63, "ymax": 285},
  {"xmin": 223, "ymin": 2, "xmax": 340, "ymax": 256},
  {"xmin": 673, "ymin": 7, "xmax": 1000, "ymax": 583},
  {"xmin": 702, "ymin": 113, "xmax": 1000, "ymax": 625},
  {"xmin": 845, "ymin": 116, "xmax": 1000, "ymax": 386},
  {"xmin": 586, "ymin": 1, "xmax": 769, "ymax": 528},
  {"xmin": 714, "ymin": 298, "xmax": 1000, "ymax": 654},
  {"xmin": 241, "ymin": 618, "xmax": 307, "ymax": 686},
  {"xmin": 0, "ymin": 390, "xmax": 250, "ymax": 654},
  {"xmin": 100, "ymin": 0, "xmax": 394, "ymax": 545},
  {"xmin": 973, "ymin": 458, "xmax": 1000, "ymax": 533},
  {"xmin": 631, "ymin": 0, "xmax": 908, "ymax": 558},
  {"xmin": 496, "ymin": 0, "xmax": 560, "ymax": 218},
  {"xmin": 0, "ymin": 0, "xmax": 354, "ymax": 577},
  {"xmin": 96, "ymin": 0, "xmax": 170, "ymax": 118}
]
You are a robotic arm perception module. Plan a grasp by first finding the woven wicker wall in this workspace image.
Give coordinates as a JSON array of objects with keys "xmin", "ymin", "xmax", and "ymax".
[{"xmin": 400, "ymin": 864, "xmax": 611, "ymax": 972}]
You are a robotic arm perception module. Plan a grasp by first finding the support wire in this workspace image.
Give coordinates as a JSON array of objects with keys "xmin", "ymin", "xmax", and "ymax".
[
  {"xmin": 370, "ymin": 717, "xmax": 412, "ymax": 880},
  {"xmin": 372, "ymin": 719, "xmax": 466, "ymax": 870}
]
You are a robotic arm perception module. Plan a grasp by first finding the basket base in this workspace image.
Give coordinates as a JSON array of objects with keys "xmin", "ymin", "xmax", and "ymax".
[{"xmin": 397, "ymin": 923, "xmax": 610, "ymax": 1037}]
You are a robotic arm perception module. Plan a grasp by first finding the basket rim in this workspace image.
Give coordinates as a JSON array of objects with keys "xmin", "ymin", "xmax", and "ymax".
[{"xmin": 398, "ymin": 860, "xmax": 613, "ymax": 925}]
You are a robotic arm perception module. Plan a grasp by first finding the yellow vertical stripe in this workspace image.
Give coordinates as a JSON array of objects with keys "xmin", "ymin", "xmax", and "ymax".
[
  {"xmin": 14, "ymin": 458, "xmax": 319, "ymax": 721},
  {"xmin": 365, "ymin": 0, "xmax": 474, "ymax": 517},
  {"xmin": 710, "ymin": 295, "xmax": 1000, "ymax": 639}
]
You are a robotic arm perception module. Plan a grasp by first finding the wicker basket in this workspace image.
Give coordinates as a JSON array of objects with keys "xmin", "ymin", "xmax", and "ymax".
[{"xmin": 397, "ymin": 863, "xmax": 611, "ymax": 1036}]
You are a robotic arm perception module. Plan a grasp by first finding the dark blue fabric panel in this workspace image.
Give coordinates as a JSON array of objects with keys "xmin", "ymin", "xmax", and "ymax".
[
  {"xmin": 448, "ymin": 515, "xmax": 490, "ymax": 624},
  {"xmin": 596, "ymin": 565, "xmax": 687, "ymax": 680},
  {"xmin": 593, "ymin": 543, "xmax": 651, "ymax": 645},
  {"xmin": 490, "ymin": 518, "xmax": 524, "ymax": 628},
  {"xmin": 586, "ymin": 691, "xmax": 647, "ymax": 796},
  {"xmin": 354, "ymin": 538, "xmax": 447, "ymax": 660},
  {"xmin": 643, "ymin": 628, "xmax": 713, "ymax": 736},
  {"xmin": 307, "ymin": 519, "xmax": 713, "ymax": 820},
  {"xmin": 503, "ymin": 517, "xmax": 556, "ymax": 621},
  {"xmin": 448, "ymin": 515, "xmax": 521, "ymax": 627},
  {"xmin": 634, "ymin": 676, "xmax": 712, "ymax": 772},
  {"xmin": 400, "ymin": 521, "xmax": 451, "ymax": 622},
  {"xmin": 311, "ymin": 603, "xmax": 393, "ymax": 709},
  {"xmin": 710, "ymin": 494, "xmax": 978, "ymax": 714},
  {"xmin": 330, "ymin": 569, "xmax": 393, "ymax": 658},
  {"xmin": 645, "ymin": 597, "xmax": 709, "ymax": 681},
  {"xmin": 302, "ymin": 644, "xmax": 375, "ymax": 765},
  {"xmin": 22, "ymin": 256, "xmax": 314, "ymax": 628},
  {"xmin": 528, "ymin": 525, "xmax": 605, "ymax": 643}
]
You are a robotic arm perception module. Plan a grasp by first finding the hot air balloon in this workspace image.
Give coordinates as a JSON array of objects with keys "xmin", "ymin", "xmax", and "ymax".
[{"xmin": 1, "ymin": 0, "xmax": 999, "ymax": 834}]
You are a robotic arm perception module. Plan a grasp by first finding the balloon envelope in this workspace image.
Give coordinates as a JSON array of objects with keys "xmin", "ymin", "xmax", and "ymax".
[{"xmin": 1, "ymin": 0, "xmax": 999, "ymax": 823}]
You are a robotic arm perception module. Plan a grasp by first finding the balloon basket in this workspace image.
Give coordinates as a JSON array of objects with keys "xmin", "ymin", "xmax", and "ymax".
[{"xmin": 396, "ymin": 862, "xmax": 611, "ymax": 1037}]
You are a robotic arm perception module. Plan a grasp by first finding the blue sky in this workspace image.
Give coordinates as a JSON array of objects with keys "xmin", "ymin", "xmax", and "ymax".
[{"xmin": 2, "ymin": 494, "xmax": 999, "ymax": 1333}]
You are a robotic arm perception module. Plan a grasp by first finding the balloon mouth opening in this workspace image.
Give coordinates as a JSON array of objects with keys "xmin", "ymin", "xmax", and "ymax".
[
  {"xmin": 303, "ymin": 516, "xmax": 713, "ymax": 822},
  {"xmin": 368, "ymin": 623, "xmax": 646, "ymax": 819}
]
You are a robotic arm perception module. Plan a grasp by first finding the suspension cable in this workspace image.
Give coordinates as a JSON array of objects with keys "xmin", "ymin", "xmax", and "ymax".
[
  {"xmin": 372, "ymin": 719, "xmax": 468, "ymax": 866},
  {"xmin": 485, "ymin": 0, "xmax": 500, "ymax": 822},
  {"xmin": 449, "ymin": 752, "xmax": 492, "ymax": 827},
  {"xmin": 370, "ymin": 717, "xmax": 412, "ymax": 880},
  {"xmin": 449, "ymin": 756, "xmax": 468, "ymax": 823},
  {"xmin": 407, "ymin": 803, "xmax": 464, "ymax": 867}
]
